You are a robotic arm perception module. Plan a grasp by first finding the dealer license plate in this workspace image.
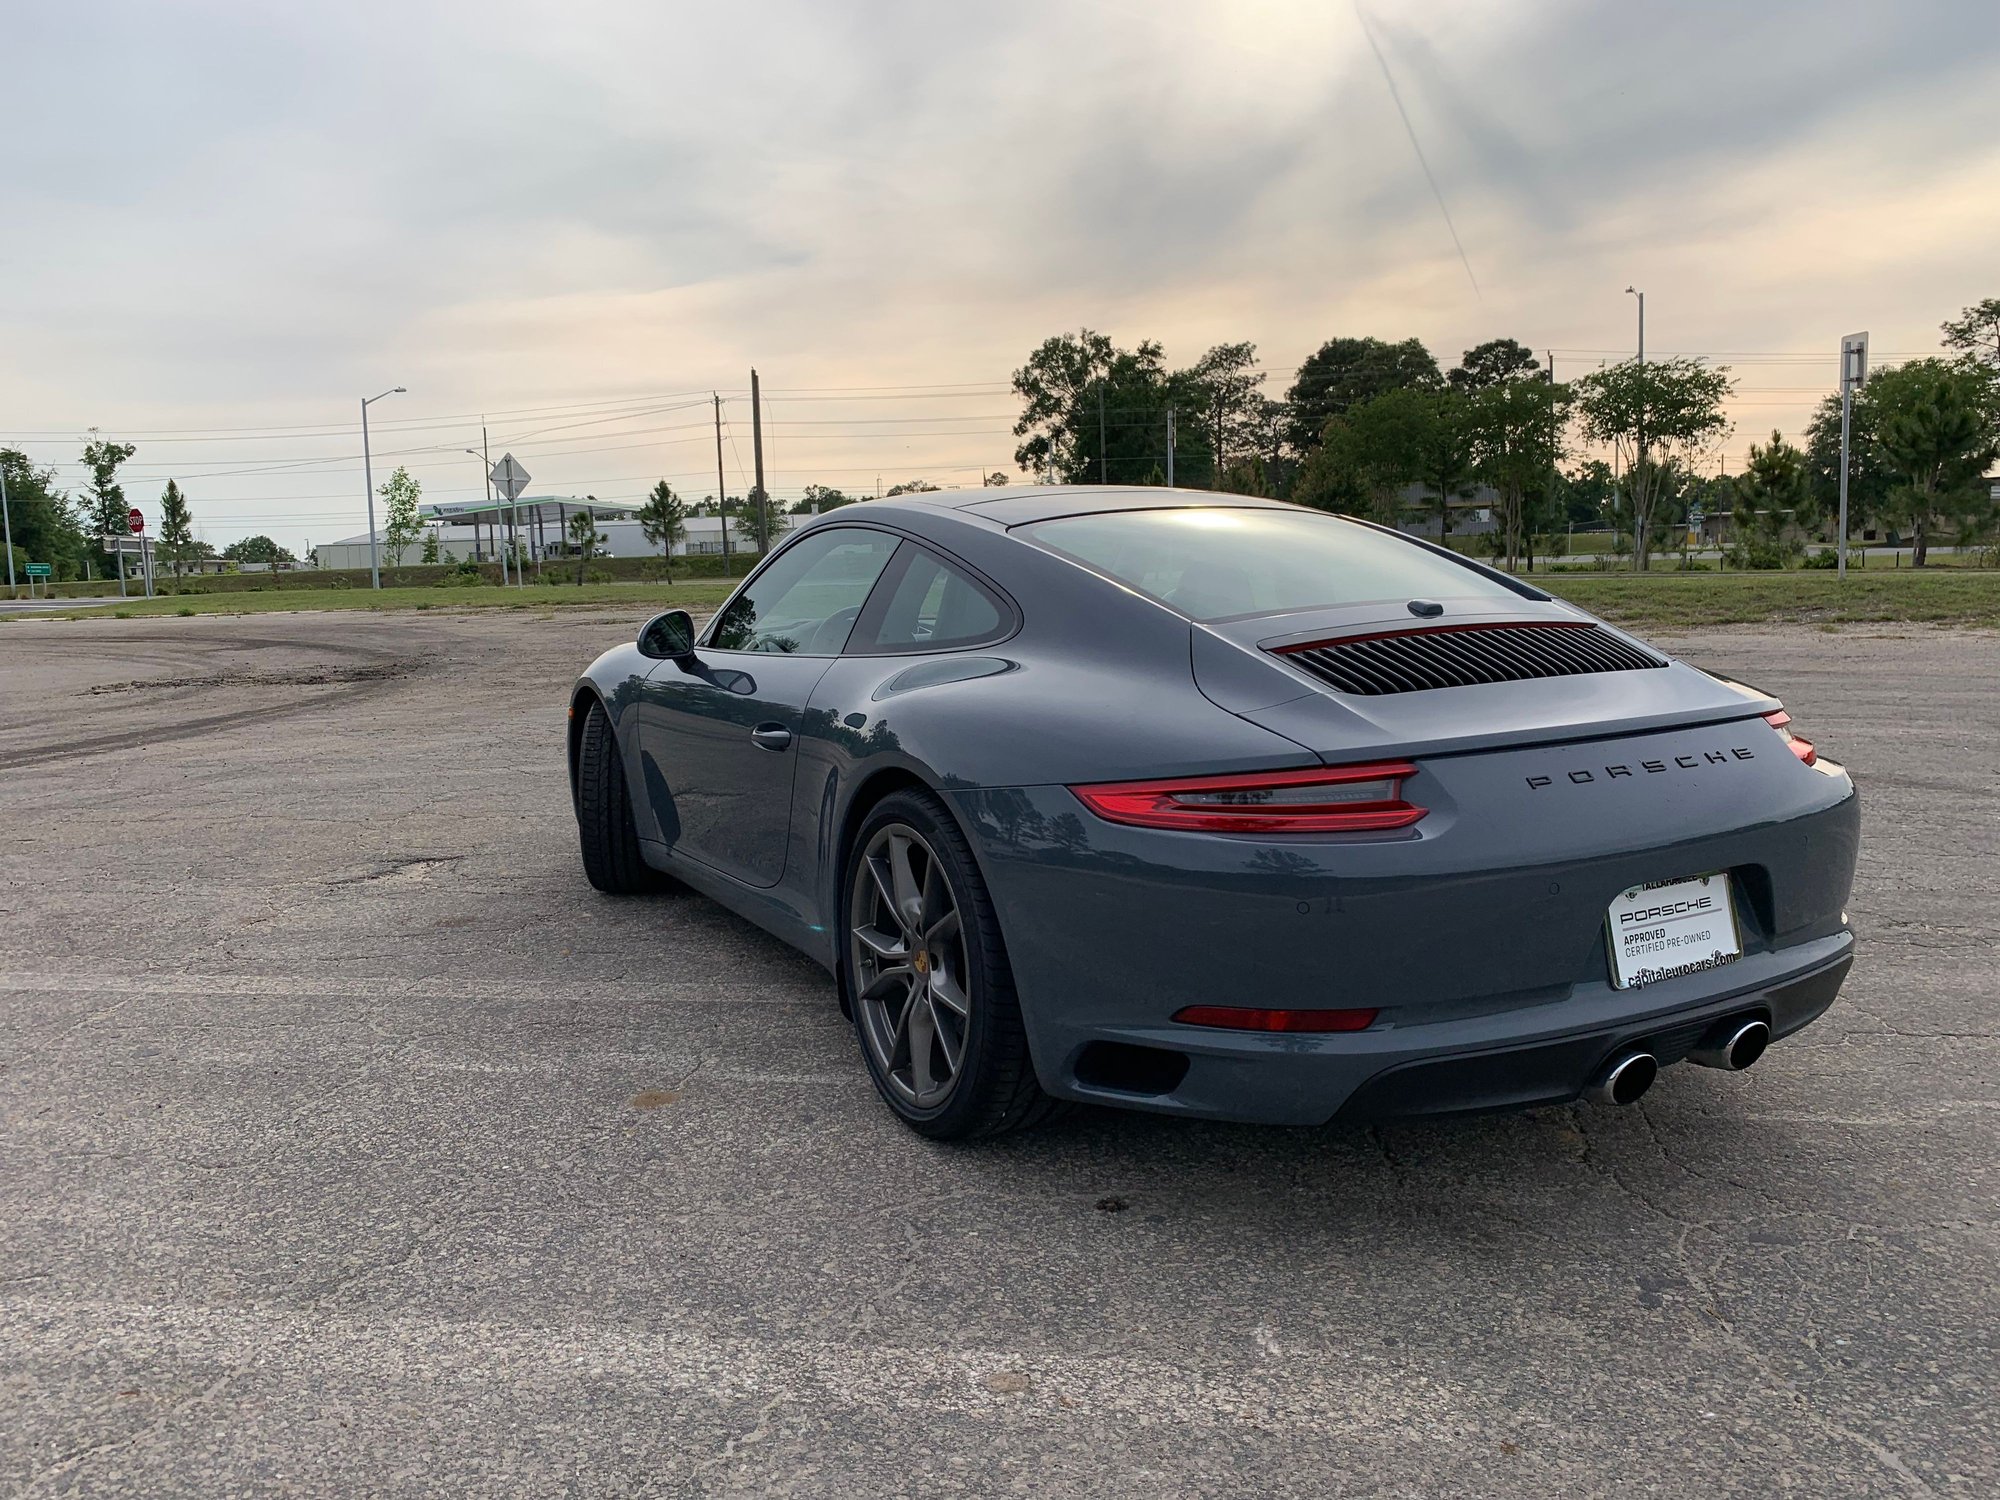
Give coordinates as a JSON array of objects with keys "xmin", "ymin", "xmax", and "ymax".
[{"xmin": 1606, "ymin": 872, "xmax": 1742, "ymax": 990}]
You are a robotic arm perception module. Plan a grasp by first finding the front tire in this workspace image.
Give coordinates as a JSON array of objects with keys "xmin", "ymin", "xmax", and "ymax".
[
  {"xmin": 842, "ymin": 789, "xmax": 1062, "ymax": 1139},
  {"xmin": 574, "ymin": 699, "xmax": 658, "ymax": 894}
]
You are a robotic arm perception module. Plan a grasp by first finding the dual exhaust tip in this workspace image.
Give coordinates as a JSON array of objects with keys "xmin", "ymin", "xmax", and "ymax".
[{"xmin": 1586, "ymin": 1018, "xmax": 1771, "ymax": 1107}]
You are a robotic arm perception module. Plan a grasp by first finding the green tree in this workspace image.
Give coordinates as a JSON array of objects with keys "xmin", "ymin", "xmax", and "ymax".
[
  {"xmin": 638, "ymin": 480, "xmax": 687, "ymax": 581},
  {"xmin": 567, "ymin": 507, "xmax": 605, "ymax": 583},
  {"xmin": 1010, "ymin": 331, "xmax": 1222, "ymax": 487},
  {"xmin": 1292, "ymin": 386, "xmax": 1433, "ymax": 522},
  {"xmin": 420, "ymin": 529, "xmax": 441, "ymax": 564},
  {"xmin": 158, "ymin": 479, "xmax": 194, "ymax": 578},
  {"xmin": 884, "ymin": 479, "xmax": 942, "ymax": 496},
  {"xmin": 983, "ymin": 471, "xmax": 1010, "ymax": 487},
  {"xmin": 790, "ymin": 484, "xmax": 855, "ymax": 514},
  {"xmin": 80, "ymin": 436, "xmax": 138, "ymax": 568},
  {"xmin": 1803, "ymin": 390, "xmax": 1893, "ymax": 541},
  {"xmin": 223, "ymin": 536, "xmax": 296, "ymax": 568},
  {"xmin": 1571, "ymin": 357, "xmax": 1734, "ymax": 570},
  {"xmin": 377, "ymin": 466, "xmax": 423, "ymax": 565},
  {"xmin": 1467, "ymin": 375, "xmax": 1567, "ymax": 571},
  {"xmin": 1, "ymin": 448, "xmax": 88, "ymax": 582},
  {"xmin": 1282, "ymin": 337, "xmax": 1441, "ymax": 455},
  {"xmin": 1414, "ymin": 390, "xmax": 1477, "ymax": 547},
  {"xmin": 1867, "ymin": 358, "xmax": 2000, "ymax": 566},
  {"xmin": 1727, "ymin": 430, "xmax": 1810, "ymax": 569},
  {"xmin": 1012, "ymin": 329, "xmax": 1116, "ymax": 480},
  {"xmin": 1191, "ymin": 341, "xmax": 1266, "ymax": 476},
  {"xmin": 222, "ymin": 535, "xmax": 296, "ymax": 566},
  {"xmin": 1559, "ymin": 458, "xmax": 1618, "ymax": 529},
  {"xmin": 1941, "ymin": 298, "xmax": 2000, "ymax": 372},
  {"xmin": 1448, "ymin": 338, "xmax": 1541, "ymax": 392}
]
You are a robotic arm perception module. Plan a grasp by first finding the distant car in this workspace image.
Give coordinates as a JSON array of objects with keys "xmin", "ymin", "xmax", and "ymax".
[{"xmin": 568, "ymin": 488, "xmax": 1858, "ymax": 1138}]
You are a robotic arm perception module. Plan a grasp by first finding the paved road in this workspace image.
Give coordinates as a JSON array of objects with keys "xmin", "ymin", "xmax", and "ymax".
[{"xmin": 1, "ymin": 611, "xmax": 1993, "ymax": 1497}]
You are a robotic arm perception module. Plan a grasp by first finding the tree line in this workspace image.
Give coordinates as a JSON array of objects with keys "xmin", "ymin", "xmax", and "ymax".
[
  {"xmin": 0, "ymin": 441, "xmax": 299, "ymax": 582},
  {"xmin": 1006, "ymin": 298, "xmax": 2000, "ymax": 569}
]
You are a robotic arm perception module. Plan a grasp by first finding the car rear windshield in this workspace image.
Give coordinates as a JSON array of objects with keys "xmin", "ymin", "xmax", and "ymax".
[{"xmin": 1019, "ymin": 507, "xmax": 1522, "ymax": 621}]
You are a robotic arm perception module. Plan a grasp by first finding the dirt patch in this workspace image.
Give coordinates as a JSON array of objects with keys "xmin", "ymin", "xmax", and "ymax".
[{"xmin": 87, "ymin": 661, "xmax": 413, "ymax": 695}]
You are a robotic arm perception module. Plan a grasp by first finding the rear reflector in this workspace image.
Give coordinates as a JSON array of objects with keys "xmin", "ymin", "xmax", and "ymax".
[
  {"xmin": 1173, "ymin": 1005, "xmax": 1379, "ymax": 1033},
  {"xmin": 1069, "ymin": 762, "xmax": 1424, "ymax": 834},
  {"xmin": 1762, "ymin": 710, "xmax": 1817, "ymax": 766}
]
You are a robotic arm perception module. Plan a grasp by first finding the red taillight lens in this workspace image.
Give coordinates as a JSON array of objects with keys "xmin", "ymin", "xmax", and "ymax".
[
  {"xmin": 1069, "ymin": 763, "xmax": 1425, "ymax": 834},
  {"xmin": 1763, "ymin": 710, "xmax": 1817, "ymax": 766},
  {"xmin": 1173, "ymin": 1005, "xmax": 1379, "ymax": 1033}
]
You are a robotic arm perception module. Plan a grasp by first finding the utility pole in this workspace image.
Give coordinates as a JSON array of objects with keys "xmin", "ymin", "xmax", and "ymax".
[
  {"xmin": 1098, "ymin": 381, "xmax": 1108, "ymax": 484},
  {"xmin": 1626, "ymin": 287, "xmax": 1644, "ymax": 571},
  {"xmin": 1838, "ymin": 333, "xmax": 1868, "ymax": 579},
  {"xmin": 750, "ymin": 368, "xmax": 768, "ymax": 553},
  {"xmin": 1166, "ymin": 405, "xmax": 1176, "ymax": 488},
  {"xmin": 1, "ymin": 458, "xmax": 15, "ymax": 599},
  {"xmin": 714, "ymin": 393, "xmax": 732, "ymax": 576}
]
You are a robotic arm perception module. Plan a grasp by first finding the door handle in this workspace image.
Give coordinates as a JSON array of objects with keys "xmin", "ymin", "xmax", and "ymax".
[{"xmin": 750, "ymin": 724, "xmax": 793, "ymax": 752}]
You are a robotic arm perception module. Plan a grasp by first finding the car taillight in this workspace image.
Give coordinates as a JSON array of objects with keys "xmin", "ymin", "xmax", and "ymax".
[
  {"xmin": 1173, "ymin": 1005, "xmax": 1379, "ymax": 1033},
  {"xmin": 1763, "ymin": 710, "xmax": 1817, "ymax": 766},
  {"xmin": 1069, "ymin": 762, "xmax": 1424, "ymax": 833}
]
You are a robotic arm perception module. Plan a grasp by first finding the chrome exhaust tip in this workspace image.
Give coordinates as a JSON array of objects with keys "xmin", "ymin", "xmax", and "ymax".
[
  {"xmin": 1586, "ymin": 1051, "xmax": 1659, "ymax": 1106},
  {"xmin": 1690, "ymin": 1018, "xmax": 1771, "ymax": 1072}
]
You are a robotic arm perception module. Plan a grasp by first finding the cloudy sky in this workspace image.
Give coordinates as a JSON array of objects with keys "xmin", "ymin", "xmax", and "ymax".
[{"xmin": 4, "ymin": 0, "xmax": 1997, "ymax": 553}]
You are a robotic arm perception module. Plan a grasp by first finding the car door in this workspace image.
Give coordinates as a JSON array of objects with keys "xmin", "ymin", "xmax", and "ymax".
[{"xmin": 634, "ymin": 526, "xmax": 902, "ymax": 887}]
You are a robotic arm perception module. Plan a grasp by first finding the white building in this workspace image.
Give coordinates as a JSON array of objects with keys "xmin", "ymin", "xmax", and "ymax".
[{"xmin": 311, "ymin": 497, "xmax": 752, "ymax": 570}]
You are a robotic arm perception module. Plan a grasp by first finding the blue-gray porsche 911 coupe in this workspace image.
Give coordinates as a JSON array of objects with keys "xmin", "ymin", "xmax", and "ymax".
[{"xmin": 567, "ymin": 487, "xmax": 1858, "ymax": 1138}]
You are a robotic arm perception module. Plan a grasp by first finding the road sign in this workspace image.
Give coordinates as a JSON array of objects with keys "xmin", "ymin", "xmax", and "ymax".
[
  {"xmin": 127, "ymin": 508, "xmax": 145, "ymax": 534},
  {"xmin": 24, "ymin": 563, "xmax": 51, "ymax": 577},
  {"xmin": 1841, "ymin": 332, "xmax": 1869, "ymax": 388},
  {"xmin": 490, "ymin": 454, "xmax": 531, "ymax": 502}
]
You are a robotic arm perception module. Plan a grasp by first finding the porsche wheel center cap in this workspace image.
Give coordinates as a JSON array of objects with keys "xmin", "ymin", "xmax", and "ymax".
[{"xmin": 912, "ymin": 951, "xmax": 930, "ymax": 976}]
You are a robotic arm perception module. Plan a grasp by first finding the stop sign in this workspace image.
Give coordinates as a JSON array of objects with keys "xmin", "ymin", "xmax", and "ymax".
[{"xmin": 127, "ymin": 508, "xmax": 144, "ymax": 535}]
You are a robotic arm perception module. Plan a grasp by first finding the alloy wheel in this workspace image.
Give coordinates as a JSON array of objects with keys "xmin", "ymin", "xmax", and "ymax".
[{"xmin": 849, "ymin": 823, "xmax": 970, "ymax": 1109}]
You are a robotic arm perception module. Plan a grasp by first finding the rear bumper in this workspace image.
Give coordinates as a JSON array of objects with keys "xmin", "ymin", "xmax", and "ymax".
[
  {"xmin": 1331, "ymin": 945, "xmax": 1849, "ymax": 1122},
  {"xmin": 949, "ymin": 732, "xmax": 1858, "ymax": 1126},
  {"xmin": 1029, "ymin": 934, "xmax": 1850, "ymax": 1126}
]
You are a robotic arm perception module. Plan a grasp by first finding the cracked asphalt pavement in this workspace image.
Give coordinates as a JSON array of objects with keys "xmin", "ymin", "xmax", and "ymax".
[{"xmin": 1, "ymin": 611, "xmax": 1994, "ymax": 1497}]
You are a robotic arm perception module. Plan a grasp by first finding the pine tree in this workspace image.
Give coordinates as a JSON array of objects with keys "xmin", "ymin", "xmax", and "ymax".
[
  {"xmin": 638, "ymin": 480, "xmax": 686, "ymax": 583},
  {"xmin": 158, "ymin": 480, "xmax": 194, "ymax": 578}
]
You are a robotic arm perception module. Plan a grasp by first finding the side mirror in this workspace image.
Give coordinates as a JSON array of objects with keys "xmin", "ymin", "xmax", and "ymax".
[{"xmin": 638, "ymin": 609, "xmax": 696, "ymax": 660}]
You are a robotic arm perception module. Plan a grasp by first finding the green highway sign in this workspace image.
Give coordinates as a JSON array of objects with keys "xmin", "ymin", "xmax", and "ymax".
[{"xmin": 23, "ymin": 563, "xmax": 51, "ymax": 577}]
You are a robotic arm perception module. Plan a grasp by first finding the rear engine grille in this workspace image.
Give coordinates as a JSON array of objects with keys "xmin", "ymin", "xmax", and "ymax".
[{"xmin": 1274, "ymin": 623, "xmax": 1666, "ymax": 696}]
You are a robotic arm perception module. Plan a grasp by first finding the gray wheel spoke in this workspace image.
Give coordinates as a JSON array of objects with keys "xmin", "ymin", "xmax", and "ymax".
[
  {"xmin": 907, "ymin": 990, "xmax": 938, "ymax": 1098},
  {"xmin": 853, "ymin": 924, "xmax": 907, "ymax": 963},
  {"xmin": 931, "ymin": 996, "xmax": 964, "ymax": 1074},
  {"xmin": 888, "ymin": 835, "xmax": 923, "ymax": 930},
  {"xmin": 923, "ymin": 908, "xmax": 960, "ymax": 949},
  {"xmin": 929, "ymin": 968, "xmax": 969, "ymax": 1018},
  {"xmin": 859, "ymin": 964, "xmax": 915, "ymax": 1004},
  {"xmin": 865, "ymin": 856, "xmax": 901, "ymax": 928}
]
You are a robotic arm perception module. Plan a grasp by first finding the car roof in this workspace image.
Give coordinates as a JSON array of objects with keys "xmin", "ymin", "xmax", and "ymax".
[{"xmin": 908, "ymin": 484, "xmax": 1299, "ymax": 527}]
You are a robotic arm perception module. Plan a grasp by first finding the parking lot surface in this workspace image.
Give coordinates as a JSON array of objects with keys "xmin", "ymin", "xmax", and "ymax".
[{"xmin": 2, "ymin": 610, "xmax": 1995, "ymax": 1497}]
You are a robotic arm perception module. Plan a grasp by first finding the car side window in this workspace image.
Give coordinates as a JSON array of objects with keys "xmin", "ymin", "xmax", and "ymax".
[
  {"xmin": 850, "ymin": 544, "xmax": 1011, "ymax": 654},
  {"xmin": 706, "ymin": 528, "xmax": 901, "ymax": 654}
]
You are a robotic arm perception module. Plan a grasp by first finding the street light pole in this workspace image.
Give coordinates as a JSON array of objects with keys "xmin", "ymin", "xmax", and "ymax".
[
  {"xmin": 361, "ymin": 386, "xmax": 405, "ymax": 589},
  {"xmin": 463, "ymin": 445, "xmax": 503, "ymax": 583}
]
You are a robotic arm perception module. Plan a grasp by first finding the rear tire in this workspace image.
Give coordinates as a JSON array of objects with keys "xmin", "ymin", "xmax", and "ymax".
[
  {"xmin": 842, "ymin": 788, "xmax": 1065, "ymax": 1139},
  {"xmin": 575, "ymin": 699, "xmax": 660, "ymax": 895}
]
